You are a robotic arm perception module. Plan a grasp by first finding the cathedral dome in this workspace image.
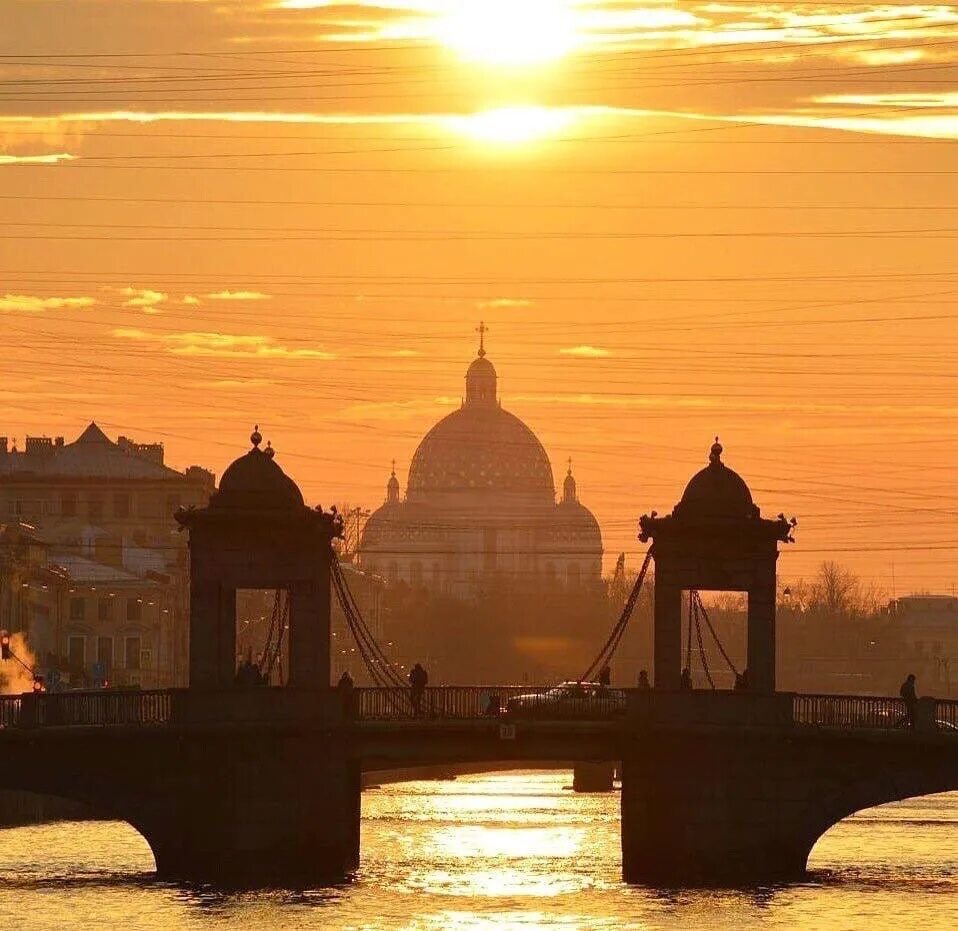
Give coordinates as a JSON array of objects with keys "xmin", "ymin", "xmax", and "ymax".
[
  {"xmin": 407, "ymin": 332, "xmax": 555, "ymax": 500},
  {"xmin": 407, "ymin": 405, "xmax": 555, "ymax": 499}
]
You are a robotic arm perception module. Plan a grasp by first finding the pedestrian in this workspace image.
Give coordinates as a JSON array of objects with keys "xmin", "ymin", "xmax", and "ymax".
[
  {"xmin": 637, "ymin": 669, "xmax": 651, "ymax": 691},
  {"xmin": 337, "ymin": 670, "xmax": 355, "ymax": 717},
  {"xmin": 598, "ymin": 664, "xmax": 611, "ymax": 687},
  {"xmin": 409, "ymin": 662, "xmax": 428, "ymax": 716},
  {"xmin": 899, "ymin": 673, "xmax": 918, "ymax": 728},
  {"xmin": 680, "ymin": 666, "xmax": 693, "ymax": 690}
]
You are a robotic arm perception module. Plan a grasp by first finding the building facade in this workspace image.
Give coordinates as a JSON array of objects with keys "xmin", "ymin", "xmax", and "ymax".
[
  {"xmin": 0, "ymin": 423, "xmax": 214, "ymax": 687},
  {"xmin": 358, "ymin": 337, "xmax": 603, "ymax": 598}
]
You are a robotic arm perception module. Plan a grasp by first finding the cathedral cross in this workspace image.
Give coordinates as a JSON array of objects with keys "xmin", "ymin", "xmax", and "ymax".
[{"xmin": 476, "ymin": 321, "xmax": 488, "ymax": 358}]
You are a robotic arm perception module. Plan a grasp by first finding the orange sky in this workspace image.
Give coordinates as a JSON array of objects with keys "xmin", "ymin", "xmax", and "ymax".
[{"xmin": 2, "ymin": 0, "xmax": 958, "ymax": 593}]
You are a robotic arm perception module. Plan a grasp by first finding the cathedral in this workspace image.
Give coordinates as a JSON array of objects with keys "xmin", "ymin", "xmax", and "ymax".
[{"xmin": 358, "ymin": 330, "xmax": 603, "ymax": 598}]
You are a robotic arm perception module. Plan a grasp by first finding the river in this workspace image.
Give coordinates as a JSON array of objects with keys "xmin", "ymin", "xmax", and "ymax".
[{"xmin": 0, "ymin": 771, "xmax": 954, "ymax": 930}]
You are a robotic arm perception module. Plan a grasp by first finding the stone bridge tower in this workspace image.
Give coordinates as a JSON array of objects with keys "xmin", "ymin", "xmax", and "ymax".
[
  {"xmin": 176, "ymin": 427, "xmax": 342, "ymax": 689},
  {"xmin": 639, "ymin": 438, "xmax": 795, "ymax": 692}
]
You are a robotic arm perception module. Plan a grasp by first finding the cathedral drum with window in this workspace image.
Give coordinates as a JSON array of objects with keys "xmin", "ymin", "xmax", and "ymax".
[{"xmin": 358, "ymin": 335, "xmax": 603, "ymax": 597}]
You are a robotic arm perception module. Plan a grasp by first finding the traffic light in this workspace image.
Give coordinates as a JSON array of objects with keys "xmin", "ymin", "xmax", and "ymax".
[{"xmin": 0, "ymin": 633, "xmax": 10, "ymax": 661}]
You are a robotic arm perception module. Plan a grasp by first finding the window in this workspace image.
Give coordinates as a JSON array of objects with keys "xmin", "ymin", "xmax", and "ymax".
[
  {"xmin": 61, "ymin": 493, "xmax": 77, "ymax": 517},
  {"xmin": 126, "ymin": 598, "xmax": 142, "ymax": 622},
  {"xmin": 567, "ymin": 563, "xmax": 581, "ymax": 588},
  {"xmin": 68, "ymin": 636, "xmax": 85, "ymax": 670},
  {"xmin": 97, "ymin": 597, "xmax": 112, "ymax": 621},
  {"xmin": 69, "ymin": 597, "xmax": 85, "ymax": 621},
  {"xmin": 113, "ymin": 493, "xmax": 131, "ymax": 518},
  {"xmin": 140, "ymin": 648, "xmax": 153, "ymax": 670},
  {"xmin": 140, "ymin": 494, "xmax": 160, "ymax": 518},
  {"xmin": 410, "ymin": 561, "xmax": 423, "ymax": 587},
  {"xmin": 88, "ymin": 495, "xmax": 104, "ymax": 521},
  {"xmin": 125, "ymin": 636, "xmax": 142, "ymax": 670},
  {"xmin": 96, "ymin": 636, "xmax": 113, "ymax": 672}
]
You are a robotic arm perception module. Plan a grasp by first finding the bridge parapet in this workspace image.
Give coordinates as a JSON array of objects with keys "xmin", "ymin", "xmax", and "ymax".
[
  {"xmin": 3, "ymin": 688, "xmax": 346, "ymax": 730},
  {"xmin": 627, "ymin": 690, "xmax": 793, "ymax": 729}
]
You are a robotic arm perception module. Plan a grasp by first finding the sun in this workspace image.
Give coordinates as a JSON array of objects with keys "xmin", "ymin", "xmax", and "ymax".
[{"xmin": 435, "ymin": 0, "xmax": 580, "ymax": 67}]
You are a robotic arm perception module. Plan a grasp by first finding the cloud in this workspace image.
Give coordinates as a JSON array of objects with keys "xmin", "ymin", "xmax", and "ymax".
[
  {"xmin": 337, "ymin": 396, "xmax": 459, "ymax": 421},
  {"xmin": 117, "ymin": 287, "xmax": 167, "ymax": 311},
  {"xmin": 560, "ymin": 345, "xmax": 610, "ymax": 358},
  {"xmin": 182, "ymin": 295, "xmax": 202, "ymax": 306},
  {"xmin": 205, "ymin": 290, "xmax": 271, "ymax": 301},
  {"xmin": 112, "ymin": 327, "xmax": 335, "ymax": 360},
  {"xmin": 478, "ymin": 298, "xmax": 532, "ymax": 309},
  {"xmin": 0, "ymin": 294, "xmax": 94, "ymax": 313},
  {"xmin": 0, "ymin": 153, "xmax": 76, "ymax": 165}
]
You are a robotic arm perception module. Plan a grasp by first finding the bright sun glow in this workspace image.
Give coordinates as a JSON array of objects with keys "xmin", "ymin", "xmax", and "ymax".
[
  {"xmin": 448, "ymin": 106, "xmax": 577, "ymax": 143},
  {"xmin": 436, "ymin": 0, "xmax": 580, "ymax": 66}
]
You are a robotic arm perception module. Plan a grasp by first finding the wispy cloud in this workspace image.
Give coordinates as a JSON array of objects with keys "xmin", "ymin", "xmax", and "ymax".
[
  {"xmin": 0, "ymin": 153, "xmax": 76, "ymax": 165},
  {"xmin": 478, "ymin": 298, "xmax": 532, "ymax": 309},
  {"xmin": 0, "ymin": 294, "xmax": 94, "ymax": 313},
  {"xmin": 560, "ymin": 345, "xmax": 610, "ymax": 357},
  {"xmin": 116, "ymin": 287, "xmax": 167, "ymax": 312},
  {"xmin": 112, "ymin": 327, "xmax": 335, "ymax": 360},
  {"xmin": 337, "ymin": 396, "xmax": 459, "ymax": 421},
  {"xmin": 205, "ymin": 290, "xmax": 271, "ymax": 301}
]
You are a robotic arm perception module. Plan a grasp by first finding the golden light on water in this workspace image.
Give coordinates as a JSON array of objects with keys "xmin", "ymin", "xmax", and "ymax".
[{"xmin": 436, "ymin": 0, "xmax": 580, "ymax": 66}]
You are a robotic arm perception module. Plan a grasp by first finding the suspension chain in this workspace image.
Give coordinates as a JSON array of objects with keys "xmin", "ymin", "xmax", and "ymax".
[{"xmin": 581, "ymin": 546, "xmax": 654, "ymax": 682}]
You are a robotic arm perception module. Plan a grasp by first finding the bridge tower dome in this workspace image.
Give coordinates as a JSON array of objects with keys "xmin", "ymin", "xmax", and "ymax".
[{"xmin": 175, "ymin": 427, "xmax": 343, "ymax": 689}]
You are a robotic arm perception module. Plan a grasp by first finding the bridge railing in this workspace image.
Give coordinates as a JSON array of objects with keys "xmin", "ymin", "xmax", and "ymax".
[
  {"xmin": 0, "ymin": 696, "xmax": 22, "ymax": 728},
  {"xmin": 28, "ymin": 689, "xmax": 173, "ymax": 727},
  {"xmin": 793, "ymin": 693, "xmax": 907, "ymax": 729},
  {"xmin": 356, "ymin": 686, "xmax": 625, "ymax": 721},
  {"xmin": 934, "ymin": 699, "xmax": 958, "ymax": 731}
]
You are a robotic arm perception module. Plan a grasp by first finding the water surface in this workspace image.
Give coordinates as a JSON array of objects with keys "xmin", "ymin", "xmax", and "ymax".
[{"xmin": 0, "ymin": 771, "xmax": 954, "ymax": 930}]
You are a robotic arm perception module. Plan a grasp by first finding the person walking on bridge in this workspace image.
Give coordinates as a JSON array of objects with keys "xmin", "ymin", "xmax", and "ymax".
[
  {"xmin": 409, "ymin": 662, "xmax": 428, "ymax": 717},
  {"xmin": 637, "ymin": 670, "xmax": 651, "ymax": 691},
  {"xmin": 899, "ymin": 673, "xmax": 918, "ymax": 728},
  {"xmin": 337, "ymin": 670, "xmax": 355, "ymax": 718}
]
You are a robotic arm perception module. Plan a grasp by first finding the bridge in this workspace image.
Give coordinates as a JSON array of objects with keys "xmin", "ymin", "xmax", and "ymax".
[
  {"xmin": 0, "ymin": 687, "xmax": 955, "ymax": 885},
  {"xmin": 0, "ymin": 431, "xmax": 955, "ymax": 887}
]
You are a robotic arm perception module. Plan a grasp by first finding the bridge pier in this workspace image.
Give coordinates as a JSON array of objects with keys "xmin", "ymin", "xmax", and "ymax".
[
  {"xmin": 620, "ymin": 732, "xmax": 818, "ymax": 885},
  {"xmin": 133, "ymin": 731, "xmax": 360, "ymax": 886},
  {"xmin": 572, "ymin": 762, "xmax": 616, "ymax": 792}
]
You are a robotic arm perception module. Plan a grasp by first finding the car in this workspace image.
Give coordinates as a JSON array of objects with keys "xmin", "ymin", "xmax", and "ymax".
[{"xmin": 505, "ymin": 681, "xmax": 626, "ymax": 719}]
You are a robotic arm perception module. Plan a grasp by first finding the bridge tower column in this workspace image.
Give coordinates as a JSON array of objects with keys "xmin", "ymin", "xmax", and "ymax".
[
  {"xmin": 167, "ymin": 428, "xmax": 356, "ymax": 884},
  {"xmin": 639, "ymin": 439, "xmax": 795, "ymax": 693},
  {"xmin": 176, "ymin": 427, "xmax": 343, "ymax": 690}
]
